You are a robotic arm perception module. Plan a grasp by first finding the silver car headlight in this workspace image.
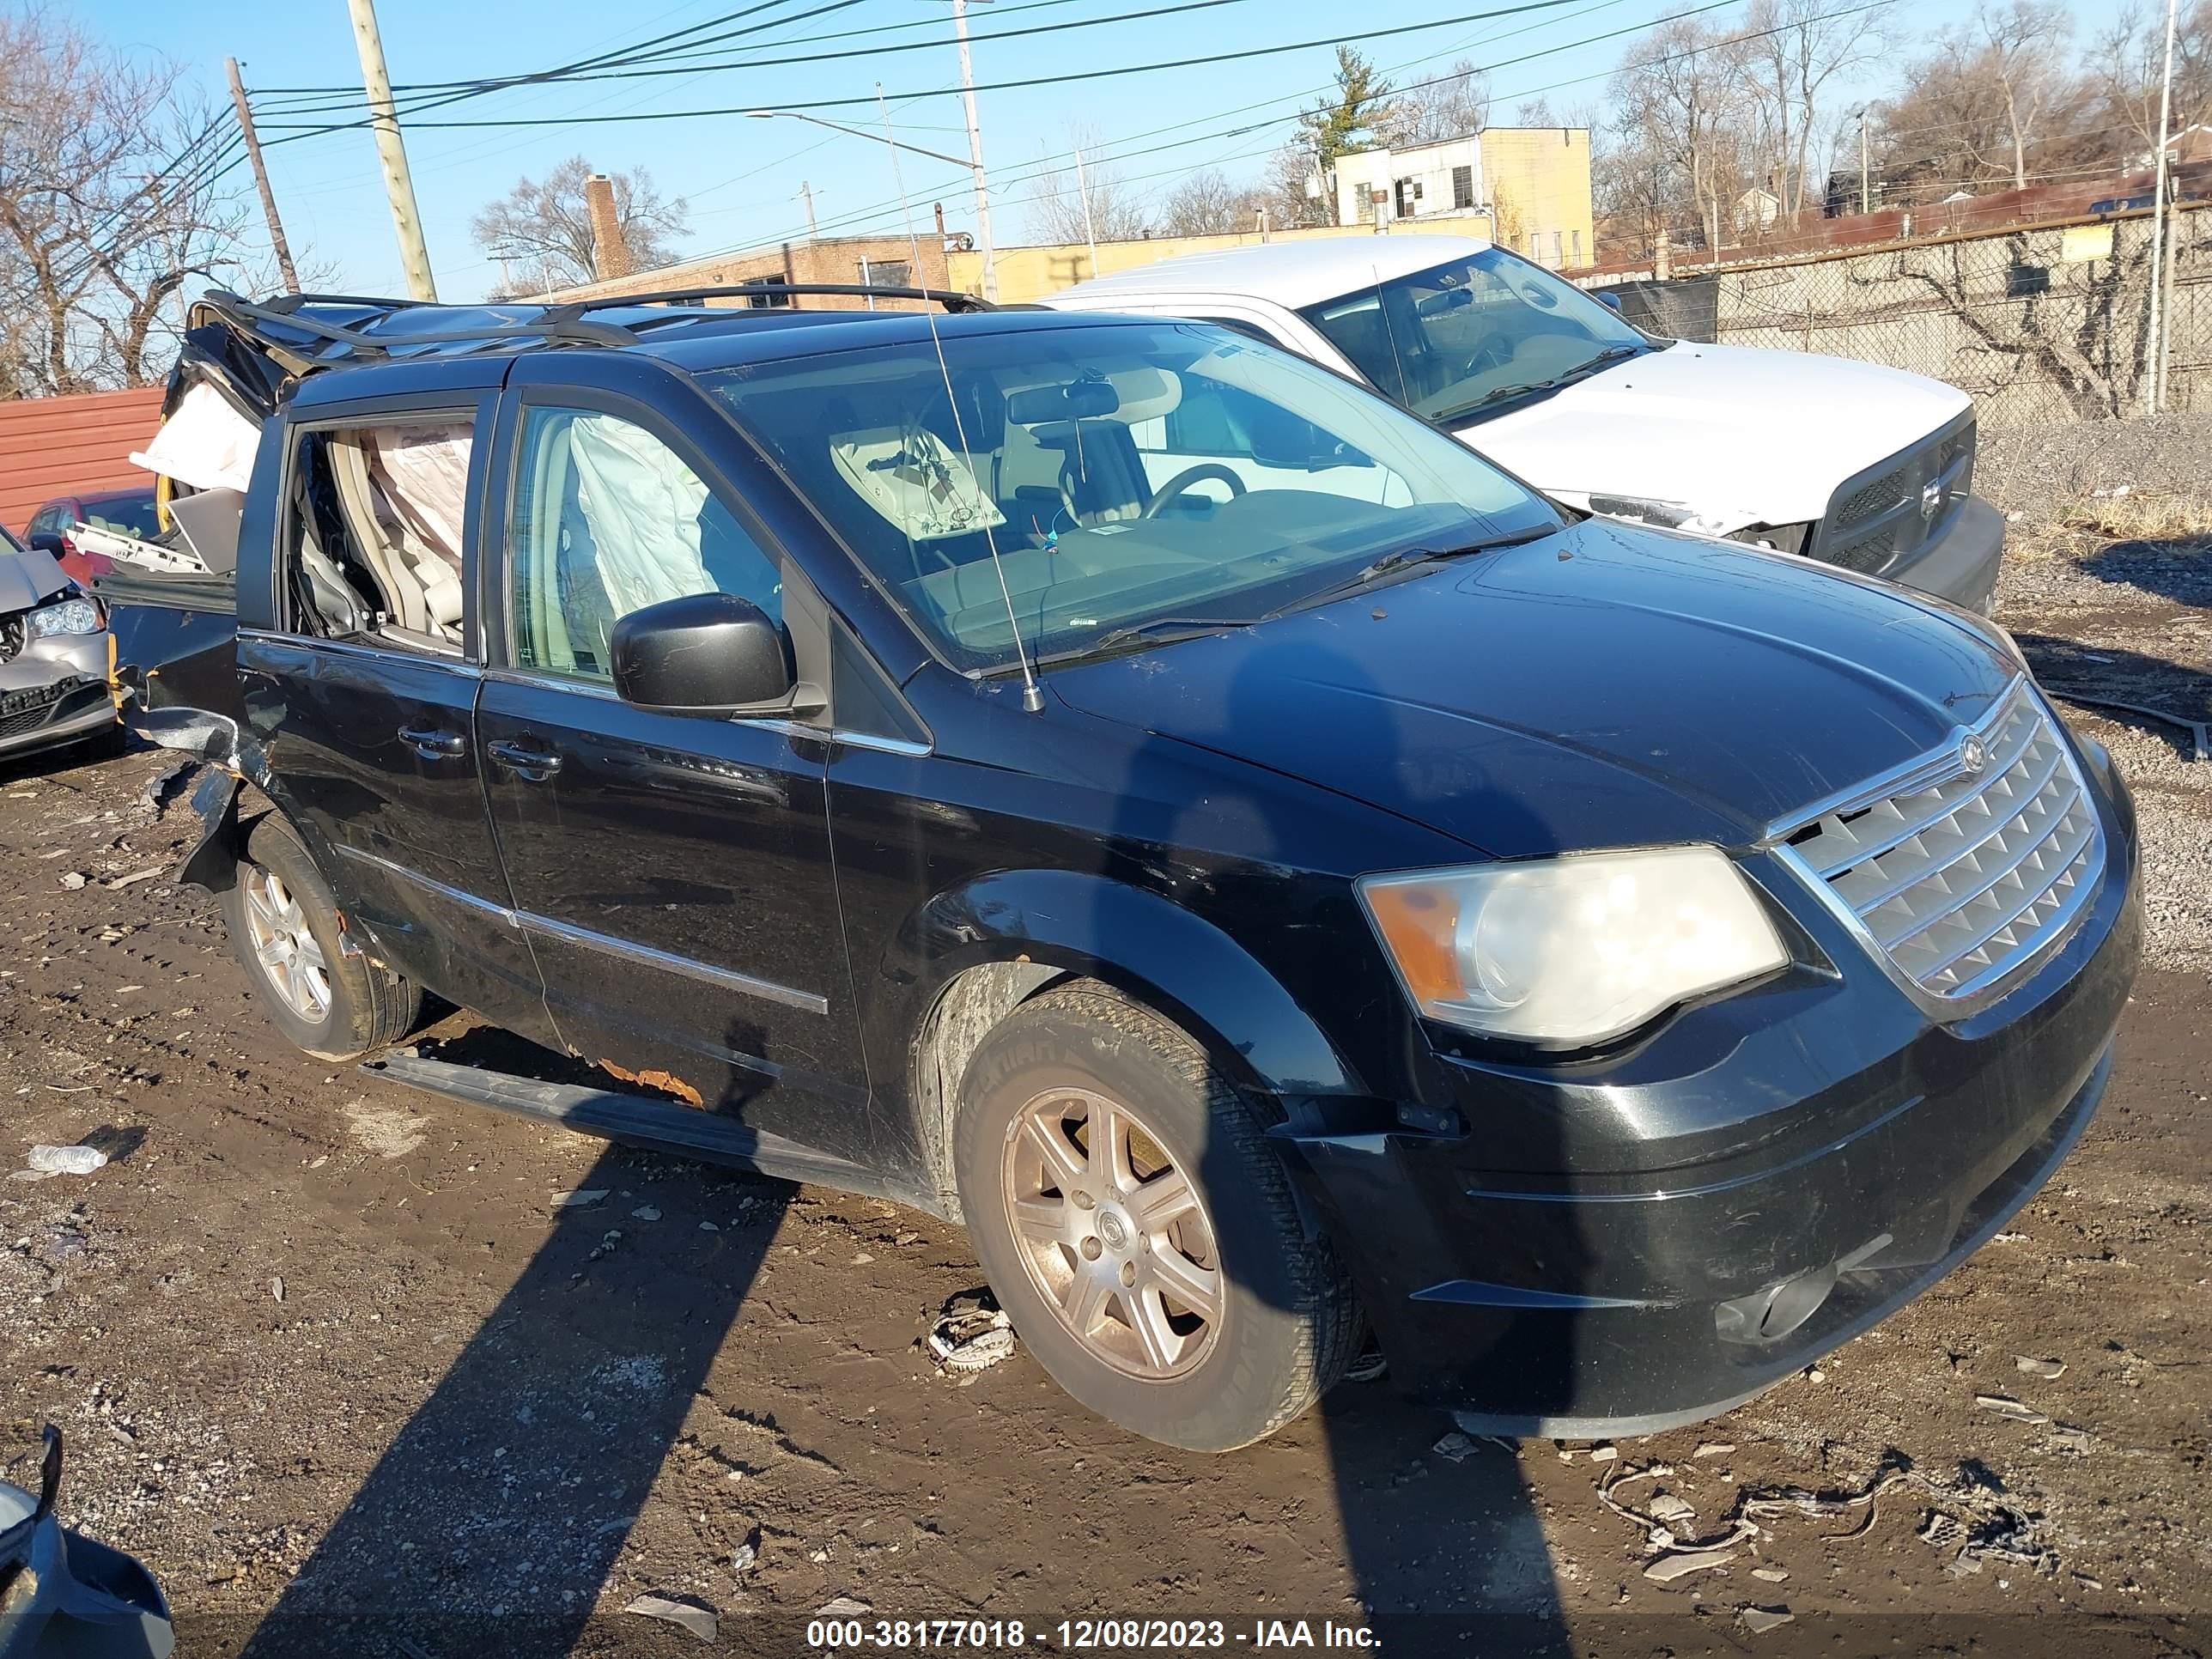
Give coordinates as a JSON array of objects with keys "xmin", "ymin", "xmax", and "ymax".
[
  {"xmin": 1358, "ymin": 848, "xmax": 1789, "ymax": 1047},
  {"xmin": 27, "ymin": 596, "xmax": 101, "ymax": 637}
]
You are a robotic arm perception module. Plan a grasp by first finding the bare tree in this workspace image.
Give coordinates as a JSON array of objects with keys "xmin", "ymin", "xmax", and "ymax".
[
  {"xmin": 2093, "ymin": 0, "xmax": 2212, "ymax": 158},
  {"xmin": 0, "ymin": 9, "xmax": 266, "ymax": 396},
  {"xmin": 471, "ymin": 157, "xmax": 688, "ymax": 297},
  {"xmin": 1261, "ymin": 140, "xmax": 1332, "ymax": 230},
  {"xmin": 1972, "ymin": 0, "xmax": 2075, "ymax": 190},
  {"xmin": 1610, "ymin": 17, "xmax": 1757, "ymax": 256},
  {"xmin": 1738, "ymin": 0, "xmax": 1894, "ymax": 221},
  {"xmin": 1155, "ymin": 168, "xmax": 1268, "ymax": 237},
  {"xmin": 1388, "ymin": 59, "xmax": 1491, "ymax": 144},
  {"xmin": 1026, "ymin": 128, "xmax": 1149, "ymax": 244}
]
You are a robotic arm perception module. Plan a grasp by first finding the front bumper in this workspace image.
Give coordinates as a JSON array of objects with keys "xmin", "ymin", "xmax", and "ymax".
[
  {"xmin": 1279, "ymin": 745, "xmax": 2140, "ymax": 1435},
  {"xmin": 1883, "ymin": 492, "xmax": 2006, "ymax": 616},
  {"xmin": 0, "ymin": 630, "xmax": 118, "ymax": 758}
]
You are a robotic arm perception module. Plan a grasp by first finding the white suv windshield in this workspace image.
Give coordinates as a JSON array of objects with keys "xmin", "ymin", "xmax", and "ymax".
[
  {"xmin": 710, "ymin": 319, "xmax": 1558, "ymax": 673},
  {"xmin": 1301, "ymin": 248, "xmax": 1651, "ymax": 425}
]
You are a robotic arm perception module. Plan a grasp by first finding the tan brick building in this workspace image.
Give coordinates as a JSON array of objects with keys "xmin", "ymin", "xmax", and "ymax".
[{"xmin": 542, "ymin": 233, "xmax": 951, "ymax": 310}]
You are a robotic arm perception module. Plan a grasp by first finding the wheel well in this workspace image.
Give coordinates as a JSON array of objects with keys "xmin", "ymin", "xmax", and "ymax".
[{"xmin": 909, "ymin": 959, "xmax": 1066, "ymax": 1223}]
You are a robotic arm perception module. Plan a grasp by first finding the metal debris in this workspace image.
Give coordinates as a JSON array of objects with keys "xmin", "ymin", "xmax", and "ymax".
[
  {"xmin": 550, "ymin": 1188, "xmax": 610, "ymax": 1209},
  {"xmin": 928, "ymin": 1293, "xmax": 1017, "ymax": 1374},
  {"xmin": 1644, "ymin": 1548, "xmax": 1736, "ymax": 1583},
  {"xmin": 1751, "ymin": 1567, "xmax": 1790, "ymax": 1583},
  {"xmin": 107, "ymin": 867, "xmax": 164, "ymax": 890},
  {"xmin": 1589, "ymin": 1443, "xmax": 1618, "ymax": 1462},
  {"xmin": 623, "ymin": 1595, "xmax": 719, "ymax": 1641},
  {"xmin": 2014, "ymin": 1356, "xmax": 2066, "ymax": 1379},
  {"xmin": 1431, "ymin": 1431, "xmax": 1478, "ymax": 1463},
  {"xmin": 2047, "ymin": 1425, "xmax": 2095, "ymax": 1455},
  {"xmin": 1977, "ymin": 1394, "xmax": 2051, "ymax": 1424},
  {"xmin": 1693, "ymin": 1443, "xmax": 1735, "ymax": 1460},
  {"xmin": 732, "ymin": 1528, "xmax": 760, "ymax": 1576},
  {"xmin": 1738, "ymin": 1606, "xmax": 1795, "ymax": 1634},
  {"xmin": 1649, "ymin": 1493, "xmax": 1696, "ymax": 1528},
  {"xmin": 817, "ymin": 1596, "xmax": 872, "ymax": 1617}
]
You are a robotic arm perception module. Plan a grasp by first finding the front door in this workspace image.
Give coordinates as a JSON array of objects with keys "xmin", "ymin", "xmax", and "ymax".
[
  {"xmin": 474, "ymin": 390, "xmax": 869, "ymax": 1155},
  {"xmin": 246, "ymin": 390, "xmax": 555, "ymax": 1046}
]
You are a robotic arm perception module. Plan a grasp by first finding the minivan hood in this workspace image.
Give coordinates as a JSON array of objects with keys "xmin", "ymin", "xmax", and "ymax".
[
  {"xmin": 0, "ymin": 549, "xmax": 70, "ymax": 616},
  {"xmin": 1046, "ymin": 518, "xmax": 2018, "ymax": 859},
  {"xmin": 1462, "ymin": 342, "xmax": 1972, "ymax": 530}
]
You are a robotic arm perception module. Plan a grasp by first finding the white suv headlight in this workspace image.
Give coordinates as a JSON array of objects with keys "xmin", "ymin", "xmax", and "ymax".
[
  {"xmin": 1358, "ymin": 848, "xmax": 1789, "ymax": 1047},
  {"xmin": 27, "ymin": 597, "xmax": 100, "ymax": 637}
]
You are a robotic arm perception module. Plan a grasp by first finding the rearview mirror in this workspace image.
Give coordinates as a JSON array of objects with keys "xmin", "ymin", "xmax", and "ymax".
[
  {"xmin": 1008, "ymin": 375, "xmax": 1121, "ymax": 424},
  {"xmin": 611, "ymin": 592, "xmax": 824, "ymax": 719},
  {"xmin": 27, "ymin": 530, "xmax": 64, "ymax": 555}
]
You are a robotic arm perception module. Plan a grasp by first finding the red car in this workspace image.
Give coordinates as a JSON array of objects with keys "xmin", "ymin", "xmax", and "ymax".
[{"xmin": 22, "ymin": 486, "xmax": 161, "ymax": 586}]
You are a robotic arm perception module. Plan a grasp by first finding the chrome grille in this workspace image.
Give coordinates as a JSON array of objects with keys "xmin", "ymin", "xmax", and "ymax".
[
  {"xmin": 1784, "ymin": 684, "xmax": 2102, "ymax": 1001},
  {"xmin": 0, "ymin": 614, "xmax": 21, "ymax": 664}
]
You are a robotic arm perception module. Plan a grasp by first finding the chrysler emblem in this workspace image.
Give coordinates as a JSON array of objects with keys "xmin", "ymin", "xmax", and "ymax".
[
  {"xmin": 1920, "ymin": 480, "xmax": 1944, "ymax": 522},
  {"xmin": 1959, "ymin": 732, "xmax": 1989, "ymax": 775}
]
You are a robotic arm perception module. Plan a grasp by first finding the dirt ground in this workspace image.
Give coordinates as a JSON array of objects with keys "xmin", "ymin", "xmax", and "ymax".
[{"xmin": 3, "ymin": 496, "xmax": 2209, "ymax": 1657}]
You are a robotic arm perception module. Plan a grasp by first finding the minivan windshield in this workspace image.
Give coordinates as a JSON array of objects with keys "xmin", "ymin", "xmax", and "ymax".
[
  {"xmin": 1300, "ymin": 248, "xmax": 1652, "ymax": 425},
  {"xmin": 709, "ymin": 319, "xmax": 1559, "ymax": 673}
]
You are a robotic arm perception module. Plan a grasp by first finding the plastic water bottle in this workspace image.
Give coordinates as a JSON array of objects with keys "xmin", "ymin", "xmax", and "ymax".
[{"xmin": 25, "ymin": 1145, "xmax": 107, "ymax": 1176}]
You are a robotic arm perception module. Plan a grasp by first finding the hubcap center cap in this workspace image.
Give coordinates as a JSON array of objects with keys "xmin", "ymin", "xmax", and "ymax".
[{"xmin": 1096, "ymin": 1210, "xmax": 1130, "ymax": 1252}]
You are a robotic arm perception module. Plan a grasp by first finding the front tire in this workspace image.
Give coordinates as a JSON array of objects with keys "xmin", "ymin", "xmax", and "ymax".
[
  {"xmin": 222, "ymin": 814, "xmax": 420, "ymax": 1060},
  {"xmin": 953, "ymin": 981, "xmax": 1358, "ymax": 1452}
]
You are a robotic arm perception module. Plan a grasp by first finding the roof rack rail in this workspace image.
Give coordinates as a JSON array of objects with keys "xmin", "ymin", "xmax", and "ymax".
[{"xmin": 538, "ymin": 282, "xmax": 996, "ymax": 320}]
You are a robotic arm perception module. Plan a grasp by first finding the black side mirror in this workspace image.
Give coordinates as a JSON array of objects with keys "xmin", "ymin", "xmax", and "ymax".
[
  {"xmin": 610, "ymin": 592, "xmax": 824, "ymax": 719},
  {"xmin": 27, "ymin": 530, "xmax": 65, "ymax": 554}
]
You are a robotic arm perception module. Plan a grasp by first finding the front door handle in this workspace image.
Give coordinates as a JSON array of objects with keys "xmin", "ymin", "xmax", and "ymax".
[
  {"xmin": 486, "ymin": 738, "xmax": 563, "ymax": 780},
  {"xmin": 398, "ymin": 725, "xmax": 467, "ymax": 761}
]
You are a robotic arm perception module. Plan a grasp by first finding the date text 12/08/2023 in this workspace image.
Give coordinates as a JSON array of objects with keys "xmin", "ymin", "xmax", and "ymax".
[{"xmin": 802, "ymin": 1619, "xmax": 1381, "ymax": 1649}]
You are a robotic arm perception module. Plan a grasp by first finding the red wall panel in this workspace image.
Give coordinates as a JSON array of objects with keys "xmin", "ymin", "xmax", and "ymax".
[{"xmin": 0, "ymin": 387, "xmax": 165, "ymax": 534}]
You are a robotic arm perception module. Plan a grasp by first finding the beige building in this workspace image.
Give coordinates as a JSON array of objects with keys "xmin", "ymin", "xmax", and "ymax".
[
  {"xmin": 1332, "ymin": 128, "xmax": 1594, "ymax": 270},
  {"xmin": 541, "ymin": 232, "xmax": 951, "ymax": 309}
]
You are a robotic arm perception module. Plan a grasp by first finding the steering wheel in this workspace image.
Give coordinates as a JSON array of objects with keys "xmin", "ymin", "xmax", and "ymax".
[
  {"xmin": 1459, "ymin": 334, "xmax": 1513, "ymax": 377},
  {"xmin": 1142, "ymin": 463, "xmax": 1247, "ymax": 519}
]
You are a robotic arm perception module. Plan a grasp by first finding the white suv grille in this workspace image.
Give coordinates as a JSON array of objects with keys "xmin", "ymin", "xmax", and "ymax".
[{"xmin": 1783, "ymin": 684, "xmax": 2102, "ymax": 1000}]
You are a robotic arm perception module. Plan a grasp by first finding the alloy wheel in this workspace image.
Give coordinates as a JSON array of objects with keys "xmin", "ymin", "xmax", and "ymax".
[
  {"xmin": 241, "ymin": 865, "xmax": 331, "ymax": 1023},
  {"xmin": 1001, "ymin": 1086, "xmax": 1223, "ymax": 1379}
]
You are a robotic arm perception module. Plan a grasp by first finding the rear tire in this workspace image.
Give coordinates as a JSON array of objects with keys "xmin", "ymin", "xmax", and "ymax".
[
  {"xmin": 222, "ymin": 814, "xmax": 420, "ymax": 1060},
  {"xmin": 953, "ymin": 981, "xmax": 1358, "ymax": 1452}
]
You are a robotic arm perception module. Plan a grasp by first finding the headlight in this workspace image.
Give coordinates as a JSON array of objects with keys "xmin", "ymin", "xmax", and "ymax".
[
  {"xmin": 27, "ymin": 597, "xmax": 100, "ymax": 637},
  {"xmin": 1358, "ymin": 848, "xmax": 1789, "ymax": 1047}
]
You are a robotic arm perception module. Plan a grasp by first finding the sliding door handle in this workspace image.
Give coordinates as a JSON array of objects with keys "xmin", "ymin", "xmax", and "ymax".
[{"xmin": 398, "ymin": 725, "xmax": 467, "ymax": 760}]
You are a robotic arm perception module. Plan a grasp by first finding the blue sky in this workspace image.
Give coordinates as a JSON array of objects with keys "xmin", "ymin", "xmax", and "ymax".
[{"xmin": 92, "ymin": 0, "xmax": 2118, "ymax": 301}]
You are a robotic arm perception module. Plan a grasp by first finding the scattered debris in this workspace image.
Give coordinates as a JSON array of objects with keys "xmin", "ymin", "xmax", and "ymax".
[
  {"xmin": 1990, "ymin": 1231, "xmax": 2029, "ymax": 1243},
  {"xmin": 59, "ymin": 872, "xmax": 87, "ymax": 890},
  {"xmin": 623, "ymin": 1594, "xmax": 719, "ymax": 1642},
  {"xmin": 140, "ymin": 758, "xmax": 196, "ymax": 816},
  {"xmin": 1431, "ymin": 1431, "xmax": 1478, "ymax": 1463},
  {"xmin": 1649, "ymin": 1493, "xmax": 1696, "ymax": 1528},
  {"xmin": 1346, "ymin": 1349, "xmax": 1389, "ymax": 1383},
  {"xmin": 1920, "ymin": 1514, "xmax": 1964, "ymax": 1549},
  {"xmin": 1589, "ymin": 1443, "xmax": 1618, "ymax": 1462},
  {"xmin": 25, "ymin": 1145, "xmax": 108, "ymax": 1176},
  {"xmin": 1737, "ymin": 1606, "xmax": 1796, "ymax": 1635},
  {"xmin": 631, "ymin": 1206, "xmax": 662, "ymax": 1222},
  {"xmin": 1751, "ymin": 1567, "xmax": 1790, "ymax": 1583},
  {"xmin": 1977, "ymin": 1395, "xmax": 2051, "ymax": 1425},
  {"xmin": 106, "ymin": 867, "xmax": 164, "ymax": 890},
  {"xmin": 816, "ymin": 1596, "xmax": 872, "ymax": 1618},
  {"xmin": 1644, "ymin": 1548, "xmax": 1735, "ymax": 1583},
  {"xmin": 550, "ymin": 1188, "xmax": 609, "ymax": 1209},
  {"xmin": 732, "ymin": 1527, "xmax": 761, "ymax": 1576},
  {"xmin": 1693, "ymin": 1443, "xmax": 1735, "ymax": 1460},
  {"xmin": 2014, "ymin": 1356, "xmax": 2066, "ymax": 1379},
  {"xmin": 270, "ymin": 1277, "xmax": 284, "ymax": 1304},
  {"xmin": 2047, "ymin": 1425, "xmax": 2095, "ymax": 1455},
  {"xmin": 928, "ymin": 1291, "xmax": 1018, "ymax": 1375}
]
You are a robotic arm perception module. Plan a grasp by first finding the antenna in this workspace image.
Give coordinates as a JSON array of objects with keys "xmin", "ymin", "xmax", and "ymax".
[{"xmin": 876, "ymin": 83, "xmax": 1045, "ymax": 715}]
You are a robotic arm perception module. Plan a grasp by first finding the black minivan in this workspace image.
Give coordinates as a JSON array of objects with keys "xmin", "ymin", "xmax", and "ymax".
[{"xmin": 143, "ymin": 289, "xmax": 2139, "ymax": 1452}]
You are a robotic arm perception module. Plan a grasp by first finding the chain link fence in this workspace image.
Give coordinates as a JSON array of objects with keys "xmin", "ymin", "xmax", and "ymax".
[{"xmin": 1588, "ymin": 205, "xmax": 2212, "ymax": 428}]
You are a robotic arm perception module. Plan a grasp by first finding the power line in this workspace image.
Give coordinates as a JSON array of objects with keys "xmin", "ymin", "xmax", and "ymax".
[{"xmin": 254, "ymin": 0, "xmax": 1607, "ymax": 132}]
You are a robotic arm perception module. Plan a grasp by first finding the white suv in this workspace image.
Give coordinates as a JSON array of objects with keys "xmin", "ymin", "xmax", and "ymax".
[{"xmin": 1042, "ymin": 235, "xmax": 2003, "ymax": 612}]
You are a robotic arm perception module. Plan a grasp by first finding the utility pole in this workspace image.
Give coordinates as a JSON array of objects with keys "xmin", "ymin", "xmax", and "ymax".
[
  {"xmin": 1073, "ymin": 145, "xmax": 1100, "ymax": 276},
  {"xmin": 948, "ymin": 0, "xmax": 998, "ymax": 301},
  {"xmin": 799, "ymin": 179, "xmax": 818, "ymax": 240},
  {"xmin": 226, "ymin": 58, "xmax": 300, "ymax": 293},
  {"xmin": 2147, "ymin": 0, "xmax": 2180, "ymax": 416},
  {"xmin": 345, "ymin": 0, "xmax": 437, "ymax": 301},
  {"xmin": 1858, "ymin": 108, "xmax": 1871, "ymax": 216}
]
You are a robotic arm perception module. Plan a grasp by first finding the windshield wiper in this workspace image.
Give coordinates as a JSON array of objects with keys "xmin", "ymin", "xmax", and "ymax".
[
  {"xmin": 1432, "ymin": 344, "xmax": 1642, "ymax": 423},
  {"xmin": 1087, "ymin": 616, "xmax": 1259, "ymax": 653},
  {"xmin": 1273, "ymin": 526, "xmax": 1558, "ymax": 614}
]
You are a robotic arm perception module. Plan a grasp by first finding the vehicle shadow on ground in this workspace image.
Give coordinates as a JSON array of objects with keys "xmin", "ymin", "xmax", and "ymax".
[
  {"xmin": 2015, "ymin": 630, "xmax": 2212, "ymax": 759},
  {"xmin": 236, "ymin": 1026, "xmax": 795, "ymax": 1659},
  {"xmin": 2075, "ymin": 538, "xmax": 2212, "ymax": 613}
]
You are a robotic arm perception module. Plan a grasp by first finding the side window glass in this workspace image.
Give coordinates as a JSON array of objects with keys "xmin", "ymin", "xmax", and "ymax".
[
  {"xmin": 508, "ymin": 406, "xmax": 783, "ymax": 682},
  {"xmin": 285, "ymin": 418, "xmax": 474, "ymax": 654}
]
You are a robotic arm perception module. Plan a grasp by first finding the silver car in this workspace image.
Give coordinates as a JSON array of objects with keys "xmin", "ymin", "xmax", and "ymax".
[{"xmin": 1, "ymin": 521, "xmax": 120, "ymax": 762}]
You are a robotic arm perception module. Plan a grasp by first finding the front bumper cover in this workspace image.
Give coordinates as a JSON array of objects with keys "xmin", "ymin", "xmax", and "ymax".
[
  {"xmin": 0, "ymin": 628, "xmax": 118, "ymax": 757},
  {"xmin": 1278, "ymin": 750, "xmax": 2141, "ymax": 1436}
]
